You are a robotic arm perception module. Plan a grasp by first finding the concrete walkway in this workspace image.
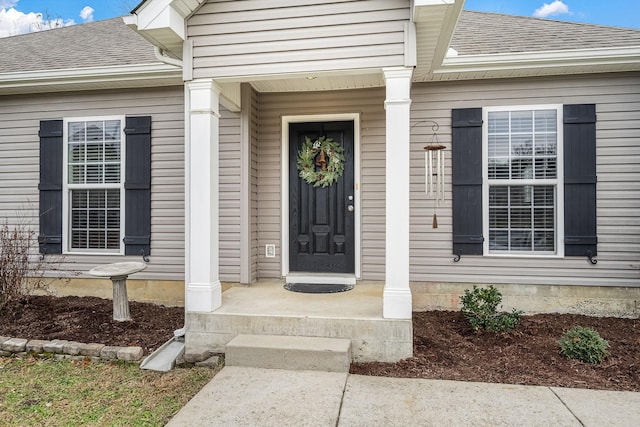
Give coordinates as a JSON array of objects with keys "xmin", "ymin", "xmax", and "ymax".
[{"xmin": 167, "ymin": 367, "xmax": 640, "ymax": 426}]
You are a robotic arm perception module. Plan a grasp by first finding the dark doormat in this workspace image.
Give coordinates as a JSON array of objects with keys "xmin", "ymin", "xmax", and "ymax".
[{"xmin": 284, "ymin": 283, "xmax": 354, "ymax": 294}]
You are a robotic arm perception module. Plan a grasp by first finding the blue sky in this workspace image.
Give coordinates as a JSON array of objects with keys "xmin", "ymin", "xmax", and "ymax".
[
  {"xmin": 0, "ymin": 0, "xmax": 638, "ymax": 38},
  {"xmin": 464, "ymin": 0, "xmax": 639, "ymax": 29}
]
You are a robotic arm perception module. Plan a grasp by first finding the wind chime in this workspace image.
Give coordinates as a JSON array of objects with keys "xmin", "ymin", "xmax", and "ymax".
[{"xmin": 416, "ymin": 121, "xmax": 445, "ymax": 228}]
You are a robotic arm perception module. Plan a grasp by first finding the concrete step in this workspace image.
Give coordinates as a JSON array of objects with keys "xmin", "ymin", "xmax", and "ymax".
[{"xmin": 225, "ymin": 334, "xmax": 352, "ymax": 372}]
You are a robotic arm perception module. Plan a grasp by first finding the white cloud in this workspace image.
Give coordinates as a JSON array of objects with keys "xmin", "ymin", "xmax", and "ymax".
[
  {"xmin": 533, "ymin": 1, "xmax": 570, "ymax": 18},
  {"xmin": 79, "ymin": 6, "xmax": 94, "ymax": 22},
  {"xmin": 0, "ymin": 8, "xmax": 43, "ymax": 37},
  {"xmin": 0, "ymin": 1, "xmax": 18, "ymax": 9},
  {"xmin": 0, "ymin": 7, "xmax": 75, "ymax": 38}
]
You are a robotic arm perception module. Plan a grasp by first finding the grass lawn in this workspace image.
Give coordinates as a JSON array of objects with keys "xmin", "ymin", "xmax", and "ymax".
[{"xmin": 0, "ymin": 355, "xmax": 219, "ymax": 426}]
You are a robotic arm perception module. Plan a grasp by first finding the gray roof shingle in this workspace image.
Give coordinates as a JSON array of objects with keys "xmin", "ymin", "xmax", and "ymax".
[
  {"xmin": 1, "ymin": 10, "xmax": 639, "ymax": 75},
  {"xmin": 0, "ymin": 17, "xmax": 159, "ymax": 73},
  {"xmin": 451, "ymin": 10, "xmax": 640, "ymax": 56}
]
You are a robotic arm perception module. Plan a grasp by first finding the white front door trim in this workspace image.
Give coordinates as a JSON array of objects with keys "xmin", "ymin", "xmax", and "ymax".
[{"xmin": 281, "ymin": 113, "xmax": 361, "ymax": 280}]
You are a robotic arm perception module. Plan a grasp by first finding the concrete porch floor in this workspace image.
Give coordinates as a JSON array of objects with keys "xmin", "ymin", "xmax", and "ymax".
[{"xmin": 185, "ymin": 280, "xmax": 413, "ymax": 362}]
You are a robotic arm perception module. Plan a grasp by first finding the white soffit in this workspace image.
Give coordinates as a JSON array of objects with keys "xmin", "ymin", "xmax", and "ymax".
[
  {"xmin": 412, "ymin": 0, "xmax": 464, "ymax": 81},
  {"xmin": 124, "ymin": 0, "xmax": 206, "ymax": 59}
]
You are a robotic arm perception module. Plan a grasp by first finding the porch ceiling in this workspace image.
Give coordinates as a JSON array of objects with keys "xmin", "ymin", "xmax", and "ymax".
[{"xmin": 246, "ymin": 71, "xmax": 385, "ymax": 93}]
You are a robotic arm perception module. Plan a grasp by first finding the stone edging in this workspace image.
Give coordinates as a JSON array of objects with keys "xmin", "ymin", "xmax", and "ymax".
[{"xmin": 0, "ymin": 336, "xmax": 143, "ymax": 362}]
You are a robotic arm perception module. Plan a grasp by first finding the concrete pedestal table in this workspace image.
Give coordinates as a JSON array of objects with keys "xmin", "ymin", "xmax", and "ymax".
[{"xmin": 88, "ymin": 262, "xmax": 147, "ymax": 322}]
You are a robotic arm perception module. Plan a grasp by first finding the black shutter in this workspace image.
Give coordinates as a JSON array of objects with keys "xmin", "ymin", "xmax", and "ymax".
[
  {"xmin": 563, "ymin": 104, "xmax": 597, "ymax": 257},
  {"xmin": 38, "ymin": 120, "xmax": 63, "ymax": 254},
  {"xmin": 123, "ymin": 116, "xmax": 151, "ymax": 257},
  {"xmin": 451, "ymin": 108, "xmax": 484, "ymax": 256}
]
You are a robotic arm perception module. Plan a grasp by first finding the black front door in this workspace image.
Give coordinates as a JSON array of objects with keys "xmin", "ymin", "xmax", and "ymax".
[{"xmin": 289, "ymin": 121, "xmax": 355, "ymax": 273}]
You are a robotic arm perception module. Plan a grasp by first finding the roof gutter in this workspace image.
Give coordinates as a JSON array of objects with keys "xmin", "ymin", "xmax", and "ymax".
[
  {"xmin": 435, "ymin": 45, "xmax": 640, "ymax": 74},
  {"xmin": 0, "ymin": 62, "xmax": 182, "ymax": 94}
]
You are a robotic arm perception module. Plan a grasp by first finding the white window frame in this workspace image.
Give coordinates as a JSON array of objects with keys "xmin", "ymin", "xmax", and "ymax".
[
  {"xmin": 482, "ymin": 105, "xmax": 564, "ymax": 257},
  {"xmin": 62, "ymin": 116, "xmax": 126, "ymax": 255}
]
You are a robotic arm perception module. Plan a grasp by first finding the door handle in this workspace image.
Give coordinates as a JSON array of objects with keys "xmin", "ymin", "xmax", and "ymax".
[{"xmin": 347, "ymin": 205, "xmax": 354, "ymax": 212}]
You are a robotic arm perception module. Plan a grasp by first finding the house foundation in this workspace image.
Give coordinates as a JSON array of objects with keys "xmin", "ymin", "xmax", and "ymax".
[{"xmin": 412, "ymin": 282, "xmax": 640, "ymax": 318}]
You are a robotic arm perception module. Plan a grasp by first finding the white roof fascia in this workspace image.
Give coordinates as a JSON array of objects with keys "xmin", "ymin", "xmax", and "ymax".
[
  {"xmin": 412, "ymin": 0, "xmax": 465, "ymax": 76},
  {"xmin": 435, "ymin": 46, "xmax": 640, "ymax": 74},
  {"xmin": 427, "ymin": 0, "xmax": 464, "ymax": 71},
  {"xmin": 0, "ymin": 63, "xmax": 181, "ymax": 92}
]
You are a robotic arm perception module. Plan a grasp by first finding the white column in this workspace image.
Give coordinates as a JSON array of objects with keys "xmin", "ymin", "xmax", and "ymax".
[
  {"xmin": 383, "ymin": 67, "xmax": 413, "ymax": 319},
  {"xmin": 185, "ymin": 79, "xmax": 222, "ymax": 312}
]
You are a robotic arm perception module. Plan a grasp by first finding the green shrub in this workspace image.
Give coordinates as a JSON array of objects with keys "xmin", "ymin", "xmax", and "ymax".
[
  {"xmin": 459, "ymin": 285, "xmax": 523, "ymax": 332},
  {"xmin": 558, "ymin": 326, "xmax": 610, "ymax": 364}
]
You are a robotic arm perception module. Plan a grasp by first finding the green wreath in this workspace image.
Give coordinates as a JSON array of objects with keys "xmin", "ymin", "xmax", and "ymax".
[{"xmin": 296, "ymin": 136, "xmax": 345, "ymax": 187}]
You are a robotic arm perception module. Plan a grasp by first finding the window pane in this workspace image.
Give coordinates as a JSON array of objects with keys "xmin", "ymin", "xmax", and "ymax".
[
  {"xmin": 488, "ymin": 108, "xmax": 557, "ymax": 183},
  {"xmin": 489, "ymin": 230, "xmax": 509, "ymax": 251},
  {"xmin": 534, "ymin": 110, "xmax": 557, "ymax": 133},
  {"xmin": 68, "ymin": 165, "xmax": 84, "ymax": 184},
  {"xmin": 511, "ymin": 135, "xmax": 532, "ymax": 157},
  {"xmin": 511, "ymin": 158, "xmax": 533, "ymax": 179},
  {"xmin": 535, "ymin": 158, "xmax": 556, "ymax": 179},
  {"xmin": 489, "ymin": 185, "xmax": 555, "ymax": 253},
  {"xmin": 106, "ymin": 189, "xmax": 120, "ymax": 207},
  {"xmin": 533, "ymin": 186, "xmax": 555, "ymax": 206},
  {"xmin": 104, "ymin": 164, "xmax": 121, "ymax": 183},
  {"xmin": 86, "ymin": 122, "xmax": 104, "ymax": 141},
  {"xmin": 68, "ymin": 122, "xmax": 85, "ymax": 142},
  {"xmin": 534, "ymin": 231, "xmax": 555, "ymax": 251},
  {"xmin": 510, "ymin": 209, "xmax": 532, "ymax": 228},
  {"xmin": 534, "ymin": 208, "xmax": 554, "ymax": 229},
  {"xmin": 86, "ymin": 143, "xmax": 103, "ymax": 162},
  {"xmin": 66, "ymin": 119, "xmax": 122, "ymax": 185},
  {"xmin": 488, "ymin": 111, "xmax": 509, "ymax": 133},
  {"xmin": 71, "ymin": 209, "xmax": 87, "ymax": 229},
  {"xmin": 70, "ymin": 189, "xmax": 120, "ymax": 251},
  {"xmin": 69, "ymin": 143, "xmax": 85, "ymax": 163},
  {"xmin": 509, "ymin": 186, "xmax": 531, "ymax": 206},
  {"xmin": 488, "ymin": 159, "xmax": 509, "ymax": 179},
  {"xmin": 88, "ymin": 209, "xmax": 105, "ymax": 229},
  {"xmin": 489, "ymin": 208, "xmax": 508, "ymax": 229},
  {"xmin": 488, "ymin": 134, "xmax": 509, "ymax": 158},
  {"xmin": 104, "ymin": 142, "xmax": 120, "ymax": 161},
  {"xmin": 105, "ymin": 121, "xmax": 121, "ymax": 140},
  {"xmin": 510, "ymin": 231, "xmax": 532, "ymax": 251},
  {"xmin": 107, "ymin": 231, "xmax": 120, "ymax": 249},
  {"xmin": 534, "ymin": 133, "xmax": 556, "ymax": 156},
  {"xmin": 511, "ymin": 111, "xmax": 533, "ymax": 133},
  {"xmin": 72, "ymin": 230, "xmax": 87, "ymax": 249},
  {"xmin": 89, "ymin": 230, "xmax": 105, "ymax": 248}
]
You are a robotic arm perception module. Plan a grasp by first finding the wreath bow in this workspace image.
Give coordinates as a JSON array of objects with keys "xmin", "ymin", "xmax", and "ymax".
[{"xmin": 296, "ymin": 136, "xmax": 345, "ymax": 187}]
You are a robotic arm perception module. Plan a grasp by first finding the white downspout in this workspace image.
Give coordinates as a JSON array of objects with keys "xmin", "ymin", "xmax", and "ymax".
[{"xmin": 154, "ymin": 46, "xmax": 184, "ymax": 68}]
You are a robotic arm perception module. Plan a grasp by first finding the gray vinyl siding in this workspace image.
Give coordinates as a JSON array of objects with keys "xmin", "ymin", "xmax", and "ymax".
[
  {"xmin": 219, "ymin": 109, "xmax": 241, "ymax": 281},
  {"xmin": 0, "ymin": 87, "xmax": 185, "ymax": 281},
  {"xmin": 410, "ymin": 72, "xmax": 640, "ymax": 287},
  {"xmin": 187, "ymin": 0, "xmax": 408, "ymax": 80},
  {"xmin": 257, "ymin": 87, "xmax": 386, "ymax": 280}
]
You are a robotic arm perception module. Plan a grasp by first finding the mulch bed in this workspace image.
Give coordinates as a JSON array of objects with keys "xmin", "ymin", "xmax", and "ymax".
[
  {"xmin": 351, "ymin": 311, "xmax": 640, "ymax": 391},
  {"xmin": 0, "ymin": 295, "xmax": 183, "ymax": 355},
  {"xmin": 1, "ymin": 296, "xmax": 638, "ymax": 391}
]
